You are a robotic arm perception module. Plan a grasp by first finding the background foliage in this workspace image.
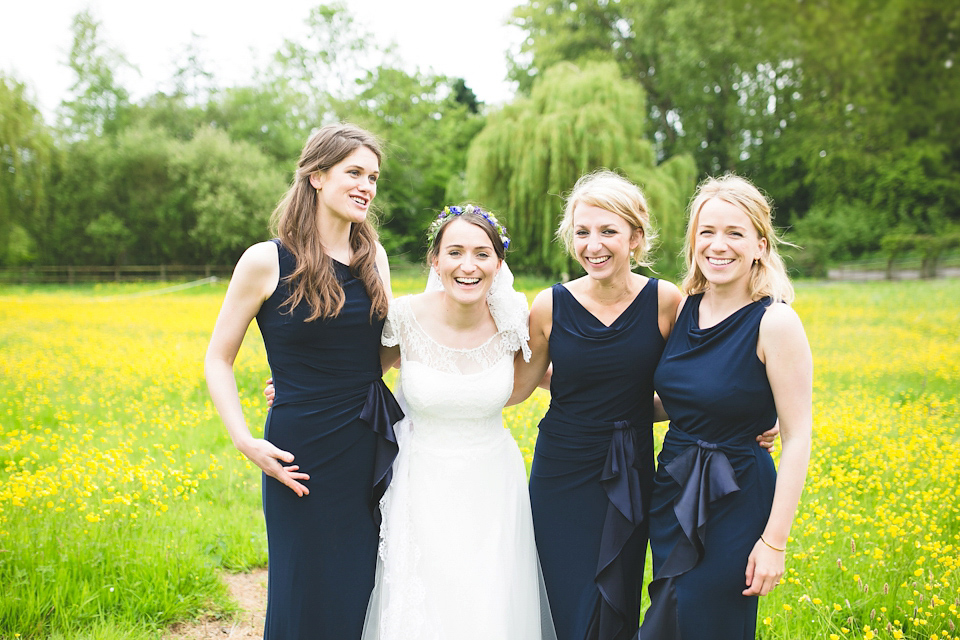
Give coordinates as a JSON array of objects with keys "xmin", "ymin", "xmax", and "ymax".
[{"xmin": 0, "ymin": 0, "xmax": 958, "ymax": 275}]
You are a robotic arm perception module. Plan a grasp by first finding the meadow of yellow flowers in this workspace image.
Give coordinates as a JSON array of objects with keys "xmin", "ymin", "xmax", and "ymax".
[{"xmin": 0, "ymin": 277, "xmax": 958, "ymax": 639}]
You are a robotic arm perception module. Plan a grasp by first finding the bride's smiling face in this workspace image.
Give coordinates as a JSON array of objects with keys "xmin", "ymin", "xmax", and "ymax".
[{"xmin": 432, "ymin": 218, "xmax": 502, "ymax": 305}]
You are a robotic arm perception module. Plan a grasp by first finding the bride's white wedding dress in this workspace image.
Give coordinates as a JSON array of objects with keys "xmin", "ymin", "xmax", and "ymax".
[{"xmin": 361, "ymin": 293, "xmax": 555, "ymax": 640}]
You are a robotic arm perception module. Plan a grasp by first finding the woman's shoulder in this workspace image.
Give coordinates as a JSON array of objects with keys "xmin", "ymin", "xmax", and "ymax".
[
  {"xmin": 389, "ymin": 293, "xmax": 415, "ymax": 316},
  {"xmin": 227, "ymin": 241, "xmax": 281, "ymax": 301},
  {"xmin": 530, "ymin": 285, "xmax": 555, "ymax": 314},
  {"xmin": 382, "ymin": 294, "xmax": 417, "ymax": 348},
  {"xmin": 240, "ymin": 240, "xmax": 279, "ymax": 264},
  {"xmin": 234, "ymin": 241, "xmax": 280, "ymax": 278},
  {"xmin": 655, "ymin": 277, "xmax": 682, "ymax": 306},
  {"xmin": 655, "ymin": 277, "xmax": 681, "ymax": 298},
  {"xmin": 674, "ymin": 291, "xmax": 702, "ymax": 321},
  {"xmin": 391, "ymin": 292, "xmax": 440, "ymax": 326},
  {"xmin": 758, "ymin": 301, "xmax": 810, "ymax": 365},
  {"xmin": 759, "ymin": 300, "xmax": 802, "ymax": 330},
  {"xmin": 758, "ymin": 301, "xmax": 806, "ymax": 349},
  {"xmin": 404, "ymin": 291, "xmax": 440, "ymax": 314}
]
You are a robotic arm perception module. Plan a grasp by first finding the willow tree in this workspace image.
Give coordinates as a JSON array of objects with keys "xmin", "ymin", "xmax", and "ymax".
[{"xmin": 465, "ymin": 61, "xmax": 695, "ymax": 276}]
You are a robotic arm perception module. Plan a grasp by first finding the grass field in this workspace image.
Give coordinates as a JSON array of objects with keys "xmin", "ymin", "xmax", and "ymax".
[{"xmin": 1, "ymin": 276, "xmax": 958, "ymax": 639}]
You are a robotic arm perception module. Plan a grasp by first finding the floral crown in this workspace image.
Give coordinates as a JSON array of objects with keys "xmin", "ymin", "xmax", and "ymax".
[{"xmin": 427, "ymin": 204, "xmax": 511, "ymax": 252}]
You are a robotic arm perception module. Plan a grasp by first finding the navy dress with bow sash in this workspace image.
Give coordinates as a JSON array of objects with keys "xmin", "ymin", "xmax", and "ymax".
[
  {"xmin": 640, "ymin": 293, "xmax": 778, "ymax": 639},
  {"xmin": 256, "ymin": 240, "xmax": 401, "ymax": 639},
  {"xmin": 529, "ymin": 279, "xmax": 663, "ymax": 640}
]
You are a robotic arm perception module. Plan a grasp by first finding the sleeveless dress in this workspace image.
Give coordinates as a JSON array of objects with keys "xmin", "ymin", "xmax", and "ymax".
[
  {"xmin": 256, "ymin": 240, "xmax": 402, "ymax": 639},
  {"xmin": 361, "ymin": 295, "xmax": 556, "ymax": 640},
  {"xmin": 640, "ymin": 294, "xmax": 778, "ymax": 640},
  {"xmin": 529, "ymin": 279, "xmax": 664, "ymax": 640}
]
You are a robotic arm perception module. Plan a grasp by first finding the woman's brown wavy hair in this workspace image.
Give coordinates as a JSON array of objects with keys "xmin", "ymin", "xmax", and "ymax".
[{"xmin": 269, "ymin": 123, "xmax": 389, "ymax": 322}]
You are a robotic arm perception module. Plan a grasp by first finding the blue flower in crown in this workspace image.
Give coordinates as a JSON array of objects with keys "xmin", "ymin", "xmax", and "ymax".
[{"xmin": 427, "ymin": 204, "xmax": 511, "ymax": 253}]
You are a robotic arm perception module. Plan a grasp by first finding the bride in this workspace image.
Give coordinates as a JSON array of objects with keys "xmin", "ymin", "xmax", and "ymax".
[{"xmin": 361, "ymin": 205, "xmax": 555, "ymax": 640}]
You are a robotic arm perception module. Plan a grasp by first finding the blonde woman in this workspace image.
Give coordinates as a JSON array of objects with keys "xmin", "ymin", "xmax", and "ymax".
[
  {"xmin": 205, "ymin": 124, "xmax": 401, "ymax": 639},
  {"xmin": 510, "ymin": 171, "xmax": 779, "ymax": 640},
  {"xmin": 640, "ymin": 175, "xmax": 812, "ymax": 639},
  {"xmin": 510, "ymin": 170, "xmax": 681, "ymax": 640}
]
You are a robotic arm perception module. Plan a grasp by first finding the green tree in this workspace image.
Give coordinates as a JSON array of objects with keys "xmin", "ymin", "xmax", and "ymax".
[
  {"xmin": 208, "ymin": 80, "xmax": 311, "ymax": 164},
  {"xmin": 176, "ymin": 127, "xmax": 287, "ymax": 264},
  {"xmin": 465, "ymin": 61, "xmax": 696, "ymax": 276},
  {"xmin": 0, "ymin": 75, "xmax": 53, "ymax": 265},
  {"xmin": 759, "ymin": 0, "xmax": 960, "ymax": 265},
  {"xmin": 130, "ymin": 91, "xmax": 209, "ymax": 142},
  {"xmin": 58, "ymin": 9, "xmax": 134, "ymax": 137},
  {"xmin": 337, "ymin": 67, "xmax": 486, "ymax": 259},
  {"xmin": 46, "ymin": 127, "xmax": 182, "ymax": 265},
  {"xmin": 45, "ymin": 135, "xmax": 113, "ymax": 264},
  {"xmin": 170, "ymin": 33, "xmax": 216, "ymax": 109},
  {"xmin": 271, "ymin": 3, "xmax": 386, "ymax": 117},
  {"xmin": 510, "ymin": 0, "xmax": 960, "ymax": 271},
  {"xmin": 84, "ymin": 212, "xmax": 134, "ymax": 265},
  {"xmin": 129, "ymin": 36, "xmax": 217, "ymax": 142},
  {"xmin": 509, "ymin": 0, "xmax": 791, "ymax": 175}
]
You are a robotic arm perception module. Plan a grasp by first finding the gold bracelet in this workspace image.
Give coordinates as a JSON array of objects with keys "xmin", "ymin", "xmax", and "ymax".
[{"xmin": 760, "ymin": 535, "xmax": 786, "ymax": 552}]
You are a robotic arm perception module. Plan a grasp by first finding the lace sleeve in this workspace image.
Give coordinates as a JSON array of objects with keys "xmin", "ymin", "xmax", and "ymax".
[{"xmin": 381, "ymin": 297, "xmax": 408, "ymax": 348}]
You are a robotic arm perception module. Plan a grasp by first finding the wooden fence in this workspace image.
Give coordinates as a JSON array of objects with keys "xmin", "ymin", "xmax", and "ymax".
[
  {"xmin": 3, "ymin": 255, "xmax": 959, "ymax": 285},
  {"xmin": 827, "ymin": 255, "xmax": 960, "ymax": 281}
]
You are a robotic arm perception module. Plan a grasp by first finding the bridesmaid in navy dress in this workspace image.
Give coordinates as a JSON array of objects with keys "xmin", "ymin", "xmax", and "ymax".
[
  {"xmin": 512, "ymin": 171, "xmax": 683, "ymax": 640},
  {"xmin": 205, "ymin": 124, "xmax": 401, "ymax": 639},
  {"xmin": 640, "ymin": 175, "xmax": 812, "ymax": 639}
]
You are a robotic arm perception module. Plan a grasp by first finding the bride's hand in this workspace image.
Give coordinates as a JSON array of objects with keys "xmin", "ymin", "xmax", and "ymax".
[
  {"xmin": 756, "ymin": 421, "xmax": 780, "ymax": 452},
  {"xmin": 264, "ymin": 377, "xmax": 275, "ymax": 407}
]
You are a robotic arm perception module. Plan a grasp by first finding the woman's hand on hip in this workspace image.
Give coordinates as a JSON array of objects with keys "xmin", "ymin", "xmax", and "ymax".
[{"xmin": 238, "ymin": 437, "xmax": 310, "ymax": 497}]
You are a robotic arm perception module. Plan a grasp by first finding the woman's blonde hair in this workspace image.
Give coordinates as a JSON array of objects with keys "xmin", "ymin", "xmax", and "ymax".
[
  {"xmin": 557, "ymin": 170, "xmax": 657, "ymax": 267},
  {"xmin": 681, "ymin": 174, "xmax": 794, "ymax": 304},
  {"xmin": 270, "ymin": 123, "xmax": 389, "ymax": 322}
]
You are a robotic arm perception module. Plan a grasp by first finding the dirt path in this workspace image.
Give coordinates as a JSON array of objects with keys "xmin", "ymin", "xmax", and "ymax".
[{"xmin": 166, "ymin": 569, "xmax": 268, "ymax": 639}]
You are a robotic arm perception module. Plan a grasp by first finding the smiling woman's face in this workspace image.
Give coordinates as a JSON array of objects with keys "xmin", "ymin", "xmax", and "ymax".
[
  {"xmin": 311, "ymin": 146, "xmax": 380, "ymax": 225},
  {"xmin": 571, "ymin": 203, "xmax": 640, "ymax": 280},
  {"xmin": 693, "ymin": 197, "xmax": 766, "ymax": 291},
  {"xmin": 432, "ymin": 218, "xmax": 502, "ymax": 306}
]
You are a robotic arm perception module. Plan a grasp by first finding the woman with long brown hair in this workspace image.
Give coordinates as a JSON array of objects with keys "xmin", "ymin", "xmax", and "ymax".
[{"xmin": 205, "ymin": 123, "xmax": 402, "ymax": 639}]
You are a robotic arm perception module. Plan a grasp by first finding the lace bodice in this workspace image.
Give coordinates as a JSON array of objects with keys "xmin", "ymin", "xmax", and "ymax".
[{"xmin": 382, "ymin": 296, "xmax": 517, "ymax": 449}]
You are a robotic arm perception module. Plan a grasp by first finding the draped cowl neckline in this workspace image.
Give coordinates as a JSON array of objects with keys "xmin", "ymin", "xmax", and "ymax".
[
  {"xmin": 555, "ymin": 277, "xmax": 656, "ymax": 334},
  {"xmin": 686, "ymin": 295, "xmax": 770, "ymax": 346}
]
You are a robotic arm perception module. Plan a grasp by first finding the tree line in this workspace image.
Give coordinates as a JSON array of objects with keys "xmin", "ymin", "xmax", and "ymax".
[{"xmin": 1, "ymin": 1, "xmax": 957, "ymax": 277}]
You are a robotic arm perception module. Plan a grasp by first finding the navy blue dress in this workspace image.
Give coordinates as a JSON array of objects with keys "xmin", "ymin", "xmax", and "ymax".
[
  {"xmin": 529, "ymin": 279, "xmax": 664, "ymax": 640},
  {"xmin": 640, "ymin": 294, "xmax": 778, "ymax": 640},
  {"xmin": 256, "ymin": 240, "xmax": 401, "ymax": 639}
]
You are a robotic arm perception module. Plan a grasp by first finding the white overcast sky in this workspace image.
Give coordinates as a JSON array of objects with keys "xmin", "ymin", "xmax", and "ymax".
[{"xmin": 0, "ymin": 0, "xmax": 524, "ymax": 118}]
